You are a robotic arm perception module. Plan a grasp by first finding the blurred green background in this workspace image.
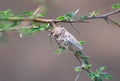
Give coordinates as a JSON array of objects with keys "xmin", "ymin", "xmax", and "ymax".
[{"xmin": 0, "ymin": 0, "xmax": 119, "ymax": 81}]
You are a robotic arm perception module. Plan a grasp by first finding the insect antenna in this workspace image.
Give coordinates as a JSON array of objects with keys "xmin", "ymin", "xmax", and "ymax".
[{"xmin": 70, "ymin": 23, "xmax": 80, "ymax": 34}]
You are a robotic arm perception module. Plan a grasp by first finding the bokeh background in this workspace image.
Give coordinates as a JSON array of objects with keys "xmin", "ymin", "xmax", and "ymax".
[{"xmin": 0, "ymin": 0, "xmax": 120, "ymax": 81}]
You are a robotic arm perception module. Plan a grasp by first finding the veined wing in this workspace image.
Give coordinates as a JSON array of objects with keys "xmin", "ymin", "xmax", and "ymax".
[{"xmin": 65, "ymin": 31, "xmax": 83, "ymax": 50}]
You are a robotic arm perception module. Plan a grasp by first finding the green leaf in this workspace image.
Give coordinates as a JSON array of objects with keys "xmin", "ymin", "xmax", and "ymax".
[
  {"xmin": 9, "ymin": 21, "xmax": 19, "ymax": 28},
  {"xmin": 0, "ymin": 21, "xmax": 18, "ymax": 31},
  {"xmin": 74, "ymin": 66, "xmax": 82, "ymax": 72},
  {"xmin": 83, "ymin": 56, "xmax": 89, "ymax": 65},
  {"xmin": 89, "ymin": 72, "xmax": 103, "ymax": 81},
  {"xmin": 95, "ymin": 73, "xmax": 100, "ymax": 77},
  {"xmin": 57, "ymin": 9, "xmax": 79, "ymax": 21},
  {"xmin": 0, "ymin": 9, "xmax": 14, "ymax": 19},
  {"xmin": 32, "ymin": 22, "xmax": 39, "ymax": 26},
  {"xmin": 57, "ymin": 16, "xmax": 66, "ymax": 21},
  {"xmin": 94, "ymin": 77, "xmax": 102, "ymax": 81},
  {"xmin": 77, "ymin": 51, "xmax": 83, "ymax": 56},
  {"xmin": 39, "ymin": 27, "xmax": 45, "ymax": 31},
  {"xmin": 112, "ymin": 3, "xmax": 120, "ymax": 9},
  {"xmin": 89, "ymin": 67, "xmax": 112, "ymax": 81},
  {"xmin": 97, "ymin": 66, "xmax": 106, "ymax": 72},
  {"xmin": 101, "ymin": 73, "xmax": 112, "ymax": 79},
  {"xmin": 79, "ymin": 41, "xmax": 86, "ymax": 45},
  {"xmin": 23, "ymin": 11, "xmax": 33, "ymax": 16},
  {"xmin": 31, "ymin": 28, "xmax": 41, "ymax": 33},
  {"xmin": 21, "ymin": 28, "xmax": 32, "ymax": 35},
  {"xmin": 76, "ymin": 51, "xmax": 90, "ymax": 65},
  {"xmin": 40, "ymin": 24, "xmax": 49, "ymax": 31},
  {"xmin": 55, "ymin": 48, "xmax": 65, "ymax": 55},
  {"xmin": 84, "ymin": 64, "xmax": 92, "ymax": 69},
  {"xmin": 89, "ymin": 72, "xmax": 96, "ymax": 80},
  {"xmin": 19, "ymin": 27, "xmax": 40, "ymax": 35},
  {"xmin": 35, "ymin": 13, "xmax": 46, "ymax": 17},
  {"xmin": 65, "ymin": 12, "xmax": 75, "ymax": 20},
  {"xmin": 79, "ymin": 16, "xmax": 88, "ymax": 20}
]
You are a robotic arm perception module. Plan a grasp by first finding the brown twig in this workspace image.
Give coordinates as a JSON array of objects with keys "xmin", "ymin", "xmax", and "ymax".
[
  {"xmin": 85, "ymin": 9, "xmax": 120, "ymax": 20},
  {"xmin": 0, "ymin": 9, "xmax": 119, "ymax": 32},
  {"xmin": 1, "ymin": 9, "xmax": 119, "ymax": 22}
]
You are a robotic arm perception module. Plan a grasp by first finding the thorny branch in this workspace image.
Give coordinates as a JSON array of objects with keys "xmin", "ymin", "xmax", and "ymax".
[
  {"xmin": 84, "ymin": 9, "xmax": 120, "ymax": 27},
  {"xmin": 87, "ymin": 9, "xmax": 120, "ymax": 19},
  {"xmin": 0, "ymin": 9, "xmax": 120, "ymax": 22},
  {"xmin": 0, "ymin": 9, "xmax": 119, "ymax": 32}
]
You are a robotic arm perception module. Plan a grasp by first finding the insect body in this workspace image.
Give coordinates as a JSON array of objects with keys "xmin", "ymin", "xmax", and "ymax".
[{"xmin": 50, "ymin": 25, "xmax": 83, "ymax": 54}]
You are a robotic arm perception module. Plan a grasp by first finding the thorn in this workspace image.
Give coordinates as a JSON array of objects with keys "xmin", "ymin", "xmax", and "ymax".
[
  {"xmin": 19, "ymin": 33, "xmax": 23, "ymax": 38},
  {"xmin": 33, "ymin": 6, "xmax": 41, "ymax": 16},
  {"xmin": 75, "ymin": 73, "xmax": 80, "ymax": 81},
  {"xmin": 74, "ymin": 9, "xmax": 80, "ymax": 15}
]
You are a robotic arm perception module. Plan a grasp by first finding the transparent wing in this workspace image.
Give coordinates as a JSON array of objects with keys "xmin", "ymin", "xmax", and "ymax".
[{"xmin": 65, "ymin": 35, "xmax": 83, "ymax": 50}]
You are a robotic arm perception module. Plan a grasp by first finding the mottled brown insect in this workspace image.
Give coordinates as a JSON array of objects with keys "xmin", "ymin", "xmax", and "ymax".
[{"xmin": 50, "ymin": 25, "xmax": 84, "ymax": 65}]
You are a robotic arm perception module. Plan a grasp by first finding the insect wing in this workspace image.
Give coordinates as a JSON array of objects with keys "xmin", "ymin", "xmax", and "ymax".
[{"xmin": 65, "ymin": 33, "xmax": 83, "ymax": 50}]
